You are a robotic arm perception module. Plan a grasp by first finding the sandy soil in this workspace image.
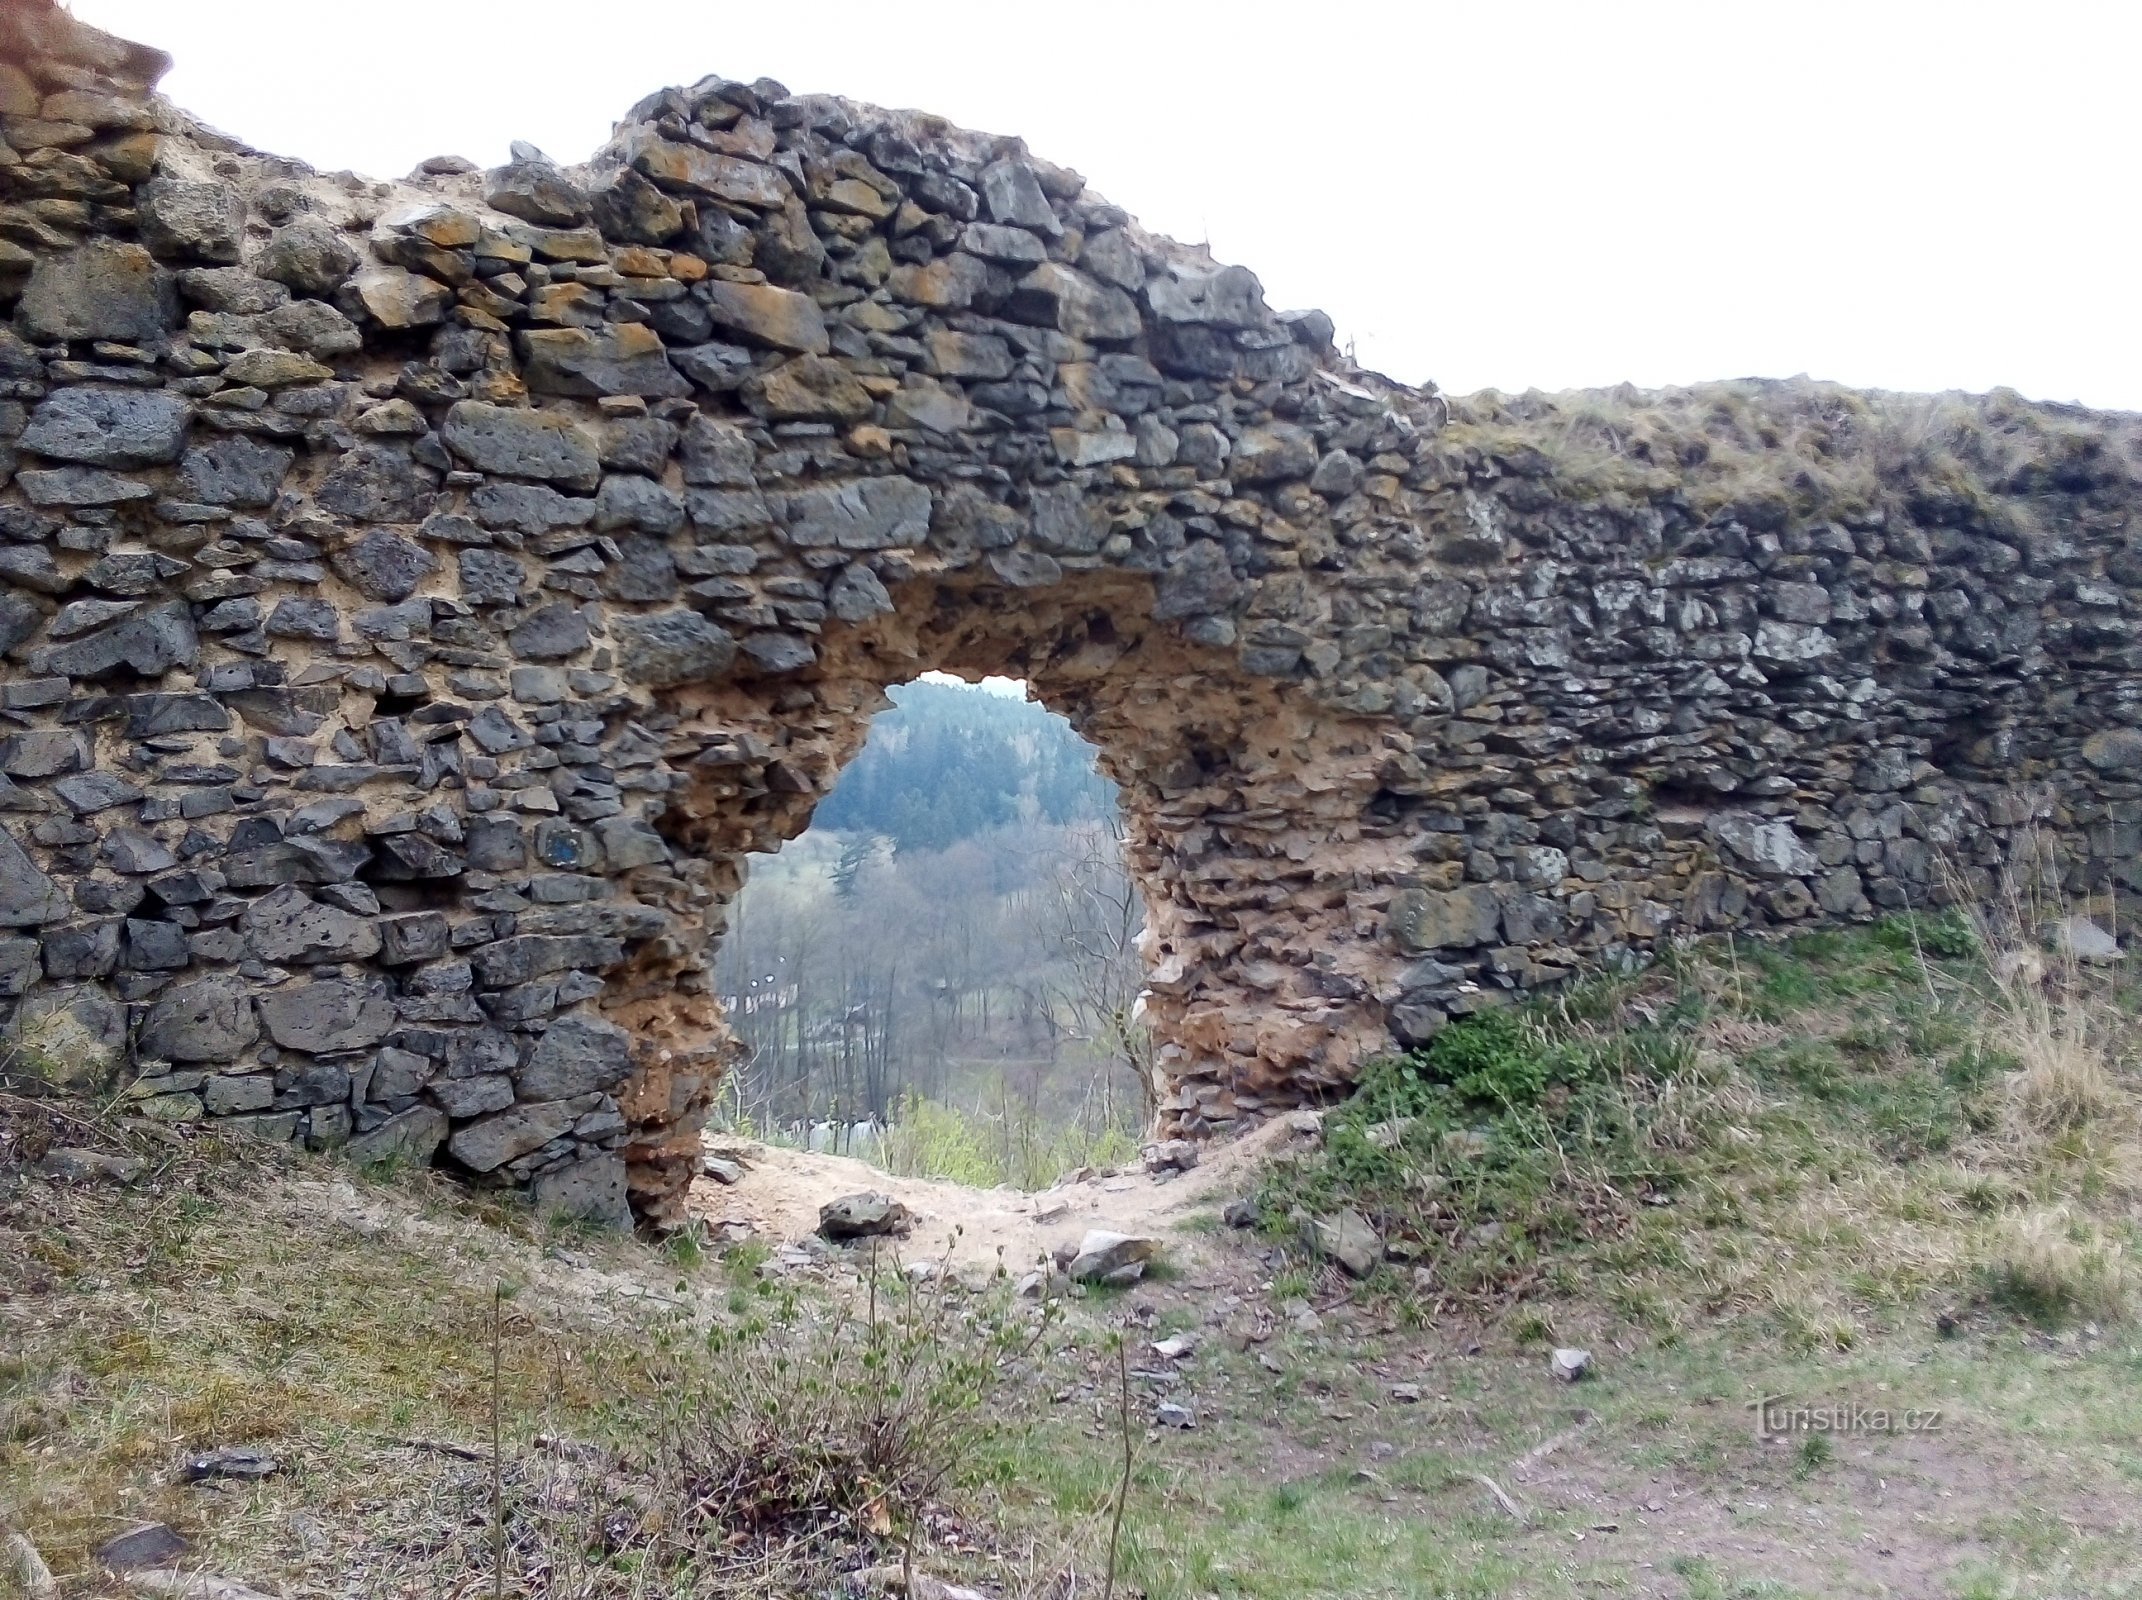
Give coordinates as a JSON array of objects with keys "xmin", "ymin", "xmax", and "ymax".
[{"xmin": 683, "ymin": 1114, "xmax": 1316, "ymax": 1273}]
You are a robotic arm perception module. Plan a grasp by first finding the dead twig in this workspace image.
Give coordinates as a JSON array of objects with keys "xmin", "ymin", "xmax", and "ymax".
[
  {"xmin": 1102, "ymin": 1328, "xmax": 1134, "ymax": 1600},
  {"xmin": 4, "ymin": 1531, "xmax": 57, "ymax": 1600},
  {"xmin": 1468, "ymin": 1472, "xmax": 1528, "ymax": 1523},
  {"xmin": 491, "ymin": 1279, "xmax": 505, "ymax": 1600},
  {"xmin": 392, "ymin": 1436, "xmax": 486, "ymax": 1461},
  {"xmin": 1511, "ymin": 1409, "xmax": 1596, "ymax": 1481}
]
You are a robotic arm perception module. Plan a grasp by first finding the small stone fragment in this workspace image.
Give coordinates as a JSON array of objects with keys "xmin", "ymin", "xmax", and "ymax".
[
  {"xmin": 1066, "ymin": 1229, "xmax": 1159, "ymax": 1283},
  {"xmin": 817, "ymin": 1192, "xmax": 912, "ymax": 1239}
]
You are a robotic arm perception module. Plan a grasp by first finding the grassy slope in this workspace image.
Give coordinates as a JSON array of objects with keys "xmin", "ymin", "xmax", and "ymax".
[{"xmin": 4, "ymin": 919, "xmax": 2140, "ymax": 1599}]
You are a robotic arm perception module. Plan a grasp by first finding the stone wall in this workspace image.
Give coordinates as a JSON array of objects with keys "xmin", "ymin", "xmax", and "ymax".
[{"xmin": 1, "ymin": 2, "xmax": 2137, "ymax": 1225}]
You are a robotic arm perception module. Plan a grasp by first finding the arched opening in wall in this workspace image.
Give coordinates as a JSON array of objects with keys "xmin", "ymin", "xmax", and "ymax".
[{"xmin": 712, "ymin": 673, "xmax": 1152, "ymax": 1189}]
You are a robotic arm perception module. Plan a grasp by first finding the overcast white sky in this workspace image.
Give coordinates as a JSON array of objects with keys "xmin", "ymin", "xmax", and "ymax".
[{"xmin": 71, "ymin": 1, "xmax": 2142, "ymax": 411}]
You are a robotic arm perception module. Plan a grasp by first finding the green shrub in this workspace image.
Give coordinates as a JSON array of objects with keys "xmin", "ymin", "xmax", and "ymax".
[
  {"xmin": 1257, "ymin": 997, "xmax": 1709, "ymax": 1303},
  {"xmin": 1872, "ymin": 910, "xmax": 1980, "ymax": 962}
]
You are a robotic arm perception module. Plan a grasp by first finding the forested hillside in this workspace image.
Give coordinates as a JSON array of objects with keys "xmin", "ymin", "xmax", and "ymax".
[
  {"xmin": 808, "ymin": 679, "xmax": 1116, "ymax": 851},
  {"xmin": 714, "ymin": 681, "xmax": 1146, "ymax": 1182}
]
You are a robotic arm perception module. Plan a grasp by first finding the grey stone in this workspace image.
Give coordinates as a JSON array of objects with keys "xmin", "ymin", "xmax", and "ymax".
[
  {"xmin": 256, "ymin": 978, "xmax": 396, "ymax": 1053},
  {"xmin": 369, "ymin": 1047, "xmax": 436, "ymax": 1098},
  {"xmin": 441, "ymin": 401, "xmax": 601, "ymax": 488},
  {"xmin": 2050, "ymin": 914, "xmax": 2122, "ymax": 963},
  {"xmin": 685, "ymin": 487, "xmax": 773, "ymax": 533},
  {"xmin": 265, "ymin": 597, "xmax": 341, "ymax": 642},
  {"xmin": 37, "ymin": 1146, "xmax": 147, "ymax": 1183},
  {"xmin": 95, "ymin": 1524, "xmax": 187, "ymax": 1572},
  {"xmin": 1231, "ymin": 423, "xmax": 1317, "ymax": 484},
  {"xmin": 1312, "ymin": 1209, "xmax": 1381, "ymax": 1278},
  {"xmin": 431, "ymin": 1073, "xmax": 515, "ymax": 1117},
  {"xmin": 139, "ymin": 976, "xmax": 260, "ymax": 1062},
  {"xmin": 817, "ymin": 1191, "xmax": 912, "ymax": 1239},
  {"xmin": 1709, "ymin": 817, "xmax": 1820, "ymax": 878},
  {"xmin": 256, "ymin": 219, "xmax": 359, "ymax": 295},
  {"xmin": 18, "ymin": 242, "xmax": 176, "ymax": 343},
  {"xmin": 517, "ymin": 1013, "xmax": 633, "ymax": 1100},
  {"xmin": 669, "ymin": 341, "xmax": 756, "ymax": 394},
  {"xmin": 331, "ymin": 528, "xmax": 437, "ymax": 602},
  {"xmin": 1752, "ymin": 619, "xmax": 1836, "ymax": 667},
  {"xmin": 518, "ymin": 325, "xmax": 690, "ymax": 398},
  {"xmin": 987, "ymin": 548, "xmax": 1061, "ymax": 588},
  {"xmin": 595, "ymin": 815, "xmax": 670, "ymax": 869},
  {"xmin": 178, "ymin": 436, "xmax": 293, "ymax": 507},
  {"xmin": 679, "ymin": 416, "xmax": 757, "ymax": 486},
  {"xmin": 614, "ymin": 607, "xmax": 736, "ymax": 687},
  {"xmin": 600, "ymin": 534, "xmax": 679, "ymax": 602},
  {"xmin": 508, "ymin": 602, "xmax": 590, "ymax": 660},
  {"xmin": 780, "ymin": 477, "xmax": 931, "ymax": 550},
  {"xmin": 447, "ymin": 1100, "xmax": 575, "ymax": 1173},
  {"xmin": 32, "ymin": 601, "xmax": 195, "ymax": 678},
  {"xmin": 977, "ymin": 159, "xmax": 1060, "ymax": 235},
  {"xmin": 1153, "ymin": 540, "xmax": 1244, "ymax": 621},
  {"xmin": 315, "ymin": 444, "xmax": 438, "ymax": 523},
  {"xmin": 138, "ymin": 177, "xmax": 244, "ymax": 262},
  {"xmin": 470, "ymin": 481, "xmax": 593, "ymax": 534},
  {"xmin": 827, "ymin": 563, "xmax": 893, "ymax": 622},
  {"xmin": 123, "ymin": 917, "xmax": 190, "ymax": 970},
  {"xmin": 0, "ymin": 730, "xmax": 81, "ymax": 777},
  {"xmin": 956, "ymin": 223, "xmax": 1046, "ymax": 266},
  {"xmin": 594, "ymin": 474, "xmax": 685, "ymax": 536},
  {"xmin": 53, "ymin": 771, "xmax": 142, "ymax": 814},
  {"xmin": 2081, "ymin": 728, "xmax": 2142, "ymax": 774},
  {"xmin": 457, "ymin": 548, "xmax": 525, "ymax": 606},
  {"xmin": 531, "ymin": 1151, "xmax": 631, "ymax": 1228},
  {"xmin": 1550, "ymin": 1347, "xmax": 1594, "ymax": 1382},
  {"xmin": 180, "ymin": 1447, "xmax": 280, "ymax": 1484},
  {"xmin": 379, "ymin": 912, "xmax": 450, "ymax": 964},
  {"xmin": 699, "ymin": 280, "xmax": 829, "ymax": 354},
  {"xmin": 1010, "ymin": 263, "xmax": 1139, "ymax": 341},
  {"xmin": 484, "ymin": 162, "xmax": 591, "ymax": 227},
  {"xmin": 591, "ymin": 166, "xmax": 685, "ymax": 244},
  {"xmin": 17, "ymin": 466, "xmax": 153, "ymax": 506},
  {"xmin": 20, "ymin": 387, "xmax": 190, "ymax": 469},
  {"xmin": 1067, "ymin": 1230, "xmax": 1159, "ymax": 1283},
  {"xmin": 1386, "ymin": 885, "xmax": 1503, "ymax": 952},
  {"xmin": 467, "ymin": 706, "xmax": 531, "ymax": 753},
  {"xmin": 740, "ymin": 632, "xmax": 814, "ymax": 674},
  {"xmin": 243, "ymin": 884, "xmax": 383, "ymax": 963},
  {"xmin": 344, "ymin": 1104, "xmax": 449, "ymax": 1167},
  {"xmin": 260, "ymin": 298, "xmax": 363, "ymax": 357},
  {"xmin": 102, "ymin": 829, "xmax": 176, "ymax": 874},
  {"xmin": 43, "ymin": 918, "xmax": 121, "ymax": 979},
  {"xmin": 0, "ymin": 546, "xmax": 66, "ymax": 594},
  {"xmin": 471, "ymin": 933, "xmax": 622, "ymax": 986},
  {"xmin": 201, "ymin": 1072, "xmax": 275, "ymax": 1114}
]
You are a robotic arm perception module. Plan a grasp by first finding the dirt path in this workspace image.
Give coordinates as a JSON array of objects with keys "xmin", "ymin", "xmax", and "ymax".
[{"xmin": 684, "ymin": 1116, "xmax": 1313, "ymax": 1273}]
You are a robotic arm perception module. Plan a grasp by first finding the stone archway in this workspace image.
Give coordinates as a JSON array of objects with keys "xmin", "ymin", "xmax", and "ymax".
[
  {"xmin": 624, "ymin": 557, "xmax": 1409, "ymax": 1212},
  {"xmin": 3, "ymin": 2, "xmax": 2138, "ymax": 1230}
]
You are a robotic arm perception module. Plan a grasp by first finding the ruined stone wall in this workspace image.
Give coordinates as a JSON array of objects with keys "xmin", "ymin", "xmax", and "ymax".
[{"xmin": 1, "ymin": 2, "xmax": 2138, "ymax": 1225}]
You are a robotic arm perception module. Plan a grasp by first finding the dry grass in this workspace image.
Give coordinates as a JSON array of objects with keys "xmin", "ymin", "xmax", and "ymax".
[
  {"xmin": 1262, "ymin": 889, "xmax": 2142, "ymax": 1353},
  {"xmin": 1983, "ymin": 1205, "xmax": 2136, "ymax": 1325},
  {"xmin": 1431, "ymin": 376, "xmax": 2142, "ymax": 528},
  {"xmin": 0, "ymin": 1096, "xmax": 1074, "ymax": 1600}
]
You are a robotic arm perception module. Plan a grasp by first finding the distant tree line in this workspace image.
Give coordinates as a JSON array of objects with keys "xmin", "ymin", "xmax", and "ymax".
[{"xmin": 809, "ymin": 680, "xmax": 1116, "ymax": 852}]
